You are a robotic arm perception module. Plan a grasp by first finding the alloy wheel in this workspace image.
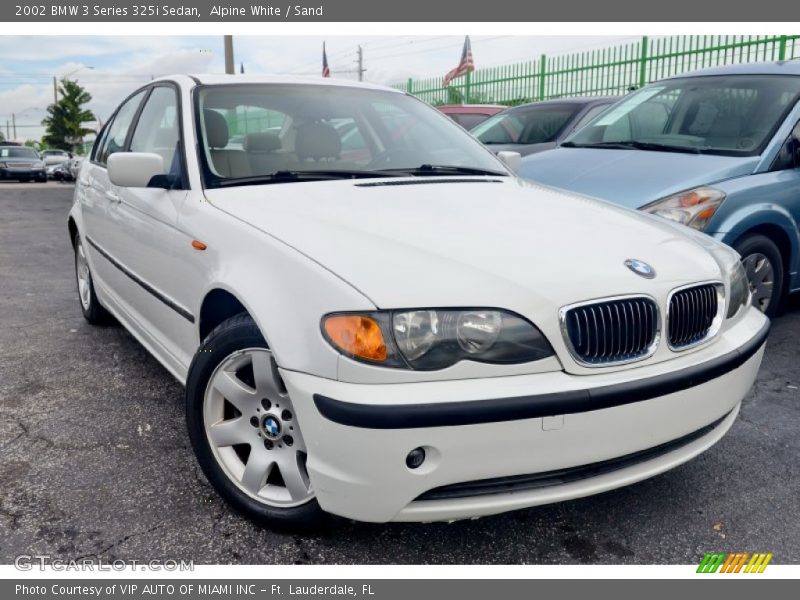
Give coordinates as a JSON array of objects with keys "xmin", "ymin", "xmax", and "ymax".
[
  {"xmin": 742, "ymin": 252, "xmax": 775, "ymax": 313},
  {"xmin": 75, "ymin": 238, "xmax": 92, "ymax": 312},
  {"xmin": 203, "ymin": 348, "xmax": 313, "ymax": 507}
]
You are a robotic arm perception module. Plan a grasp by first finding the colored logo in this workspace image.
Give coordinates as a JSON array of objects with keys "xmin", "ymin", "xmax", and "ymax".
[
  {"xmin": 624, "ymin": 258, "xmax": 656, "ymax": 279},
  {"xmin": 697, "ymin": 552, "xmax": 773, "ymax": 573},
  {"xmin": 262, "ymin": 416, "xmax": 281, "ymax": 439}
]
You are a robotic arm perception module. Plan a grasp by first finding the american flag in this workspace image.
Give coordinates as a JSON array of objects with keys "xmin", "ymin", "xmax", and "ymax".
[
  {"xmin": 443, "ymin": 36, "xmax": 475, "ymax": 87},
  {"xmin": 322, "ymin": 42, "xmax": 331, "ymax": 78}
]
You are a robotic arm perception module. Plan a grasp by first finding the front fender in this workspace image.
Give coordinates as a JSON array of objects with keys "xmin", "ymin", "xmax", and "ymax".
[
  {"xmin": 710, "ymin": 203, "xmax": 799, "ymax": 286},
  {"xmin": 191, "ymin": 240, "xmax": 375, "ymax": 382}
]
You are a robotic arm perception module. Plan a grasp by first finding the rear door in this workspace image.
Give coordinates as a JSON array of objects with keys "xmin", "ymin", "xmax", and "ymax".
[{"xmin": 81, "ymin": 89, "xmax": 147, "ymax": 292}]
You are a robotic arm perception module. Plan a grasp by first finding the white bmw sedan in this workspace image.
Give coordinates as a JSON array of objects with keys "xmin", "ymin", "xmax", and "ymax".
[{"xmin": 69, "ymin": 75, "xmax": 769, "ymax": 525}]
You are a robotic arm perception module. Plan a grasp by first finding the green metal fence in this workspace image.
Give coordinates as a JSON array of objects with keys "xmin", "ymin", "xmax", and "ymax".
[{"xmin": 394, "ymin": 35, "xmax": 800, "ymax": 106}]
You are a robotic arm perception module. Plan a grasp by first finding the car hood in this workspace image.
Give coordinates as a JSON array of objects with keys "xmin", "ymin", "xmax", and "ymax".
[
  {"xmin": 485, "ymin": 142, "xmax": 558, "ymax": 157},
  {"xmin": 204, "ymin": 177, "xmax": 724, "ymax": 318},
  {"xmin": 518, "ymin": 148, "xmax": 760, "ymax": 208}
]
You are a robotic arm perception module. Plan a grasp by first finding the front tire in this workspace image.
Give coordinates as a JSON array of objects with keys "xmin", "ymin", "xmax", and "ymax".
[
  {"xmin": 734, "ymin": 233, "xmax": 784, "ymax": 318},
  {"xmin": 186, "ymin": 314, "xmax": 324, "ymax": 527},
  {"xmin": 74, "ymin": 234, "xmax": 111, "ymax": 324}
]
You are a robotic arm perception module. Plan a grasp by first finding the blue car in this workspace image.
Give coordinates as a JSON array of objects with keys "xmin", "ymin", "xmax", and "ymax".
[{"xmin": 519, "ymin": 61, "xmax": 800, "ymax": 317}]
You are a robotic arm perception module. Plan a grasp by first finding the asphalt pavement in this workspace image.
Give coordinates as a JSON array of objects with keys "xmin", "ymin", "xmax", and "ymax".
[{"xmin": 1, "ymin": 183, "xmax": 798, "ymax": 565}]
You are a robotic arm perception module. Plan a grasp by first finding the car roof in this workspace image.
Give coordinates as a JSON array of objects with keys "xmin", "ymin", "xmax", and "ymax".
[
  {"xmin": 165, "ymin": 73, "xmax": 404, "ymax": 94},
  {"xmin": 438, "ymin": 104, "xmax": 506, "ymax": 109},
  {"xmin": 507, "ymin": 96, "xmax": 619, "ymax": 111},
  {"xmin": 669, "ymin": 60, "xmax": 800, "ymax": 79}
]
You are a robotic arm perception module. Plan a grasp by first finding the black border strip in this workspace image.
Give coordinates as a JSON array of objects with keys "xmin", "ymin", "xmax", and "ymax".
[
  {"xmin": 85, "ymin": 236, "xmax": 195, "ymax": 323},
  {"xmin": 313, "ymin": 320, "xmax": 770, "ymax": 429}
]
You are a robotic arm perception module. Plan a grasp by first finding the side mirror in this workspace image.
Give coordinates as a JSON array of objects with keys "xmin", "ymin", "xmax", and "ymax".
[
  {"xmin": 496, "ymin": 151, "xmax": 522, "ymax": 174},
  {"xmin": 107, "ymin": 152, "xmax": 165, "ymax": 188}
]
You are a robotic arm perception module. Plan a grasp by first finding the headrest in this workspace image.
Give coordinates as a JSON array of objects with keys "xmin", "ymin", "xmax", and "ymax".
[
  {"xmin": 204, "ymin": 109, "xmax": 229, "ymax": 149},
  {"xmin": 244, "ymin": 132, "xmax": 282, "ymax": 153},
  {"xmin": 295, "ymin": 122, "xmax": 342, "ymax": 160}
]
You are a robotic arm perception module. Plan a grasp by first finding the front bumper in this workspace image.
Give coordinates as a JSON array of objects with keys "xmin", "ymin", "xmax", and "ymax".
[
  {"xmin": 280, "ymin": 309, "xmax": 768, "ymax": 523},
  {"xmin": 0, "ymin": 167, "xmax": 46, "ymax": 180}
]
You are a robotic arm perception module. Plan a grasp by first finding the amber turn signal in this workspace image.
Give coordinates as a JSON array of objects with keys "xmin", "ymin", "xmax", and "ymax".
[{"xmin": 323, "ymin": 315, "xmax": 388, "ymax": 362}]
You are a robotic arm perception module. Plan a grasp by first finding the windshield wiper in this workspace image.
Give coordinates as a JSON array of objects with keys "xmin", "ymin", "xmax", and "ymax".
[
  {"xmin": 216, "ymin": 169, "xmax": 405, "ymax": 187},
  {"xmin": 561, "ymin": 140, "xmax": 701, "ymax": 154},
  {"xmin": 381, "ymin": 164, "xmax": 508, "ymax": 177}
]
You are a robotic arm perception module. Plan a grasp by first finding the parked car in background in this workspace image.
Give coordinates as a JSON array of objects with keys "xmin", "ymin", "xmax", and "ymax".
[
  {"xmin": 48, "ymin": 161, "xmax": 74, "ymax": 182},
  {"xmin": 40, "ymin": 149, "xmax": 72, "ymax": 166},
  {"xmin": 519, "ymin": 62, "xmax": 800, "ymax": 316},
  {"xmin": 68, "ymin": 157, "xmax": 84, "ymax": 180},
  {"xmin": 69, "ymin": 75, "xmax": 767, "ymax": 526},
  {"xmin": 470, "ymin": 96, "xmax": 618, "ymax": 156},
  {"xmin": 0, "ymin": 145, "xmax": 46, "ymax": 182},
  {"xmin": 437, "ymin": 104, "xmax": 505, "ymax": 129}
]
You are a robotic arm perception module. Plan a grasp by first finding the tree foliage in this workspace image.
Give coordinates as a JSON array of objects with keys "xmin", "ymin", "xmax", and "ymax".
[{"xmin": 41, "ymin": 79, "xmax": 96, "ymax": 151}]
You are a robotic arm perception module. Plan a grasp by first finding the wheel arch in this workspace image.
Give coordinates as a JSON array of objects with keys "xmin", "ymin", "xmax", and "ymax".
[
  {"xmin": 717, "ymin": 207, "xmax": 799, "ymax": 291},
  {"xmin": 67, "ymin": 216, "xmax": 78, "ymax": 248},
  {"xmin": 198, "ymin": 287, "xmax": 253, "ymax": 344},
  {"xmin": 731, "ymin": 222, "xmax": 795, "ymax": 288}
]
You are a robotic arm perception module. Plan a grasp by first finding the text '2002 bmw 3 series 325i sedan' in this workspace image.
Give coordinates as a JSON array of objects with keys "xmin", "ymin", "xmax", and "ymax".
[{"xmin": 69, "ymin": 75, "xmax": 769, "ymax": 525}]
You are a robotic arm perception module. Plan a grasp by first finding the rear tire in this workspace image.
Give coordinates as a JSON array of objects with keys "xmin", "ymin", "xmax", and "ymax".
[
  {"xmin": 186, "ymin": 313, "xmax": 326, "ymax": 528},
  {"xmin": 733, "ymin": 233, "xmax": 784, "ymax": 318},
  {"xmin": 74, "ymin": 234, "xmax": 111, "ymax": 324}
]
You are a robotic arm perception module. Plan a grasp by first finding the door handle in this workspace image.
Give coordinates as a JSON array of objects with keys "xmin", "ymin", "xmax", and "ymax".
[{"xmin": 105, "ymin": 190, "xmax": 121, "ymax": 203}]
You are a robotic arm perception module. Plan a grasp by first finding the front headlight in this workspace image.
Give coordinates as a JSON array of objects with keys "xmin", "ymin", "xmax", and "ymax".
[
  {"xmin": 726, "ymin": 260, "xmax": 751, "ymax": 319},
  {"xmin": 641, "ymin": 186, "xmax": 726, "ymax": 231},
  {"xmin": 322, "ymin": 308, "xmax": 553, "ymax": 370}
]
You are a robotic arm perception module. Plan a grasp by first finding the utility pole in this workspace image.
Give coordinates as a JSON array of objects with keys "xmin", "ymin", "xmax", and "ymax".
[
  {"xmin": 224, "ymin": 35, "xmax": 235, "ymax": 75},
  {"xmin": 11, "ymin": 114, "xmax": 16, "ymax": 140},
  {"xmin": 53, "ymin": 76, "xmax": 58, "ymax": 105},
  {"xmin": 356, "ymin": 45, "xmax": 365, "ymax": 82},
  {"xmin": 5, "ymin": 121, "xmax": 9, "ymax": 140}
]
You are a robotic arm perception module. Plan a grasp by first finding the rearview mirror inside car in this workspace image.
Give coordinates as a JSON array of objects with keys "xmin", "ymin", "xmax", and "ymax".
[
  {"xmin": 107, "ymin": 152, "xmax": 166, "ymax": 188},
  {"xmin": 496, "ymin": 151, "xmax": 522, "ymax": 174}
]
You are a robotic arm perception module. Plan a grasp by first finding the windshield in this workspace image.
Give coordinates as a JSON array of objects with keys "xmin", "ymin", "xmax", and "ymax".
[
  {"xmin": 471, "ymin": 103, "xmax": 581, "ymax": 145},
  {"xmin": 0, "ymin": 147, "xmax": 39, "ymax": 159},
  {"xmin": 567, "ymin": 75, "xmax": 800, "ymax": 155},
  {"xmin": 196, "ymin": 84, "xmax": 505, "ymax": 187}
]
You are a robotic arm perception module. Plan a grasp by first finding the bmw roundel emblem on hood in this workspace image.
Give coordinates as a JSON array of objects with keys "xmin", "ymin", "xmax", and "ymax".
[{"xmin": 625, "ymin": 258, "xmax": 656, "ymax": 279}]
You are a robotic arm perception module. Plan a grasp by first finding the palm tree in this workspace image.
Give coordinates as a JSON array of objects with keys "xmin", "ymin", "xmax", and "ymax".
[{"xmin": 41, "ymin": 79, "xmax": 96, "ymax": 151}]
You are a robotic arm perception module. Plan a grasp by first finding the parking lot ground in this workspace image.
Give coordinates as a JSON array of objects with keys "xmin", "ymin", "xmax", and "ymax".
[{"xmin": 1, "ymin": 183, "xmax": 799, "ymax": 565}]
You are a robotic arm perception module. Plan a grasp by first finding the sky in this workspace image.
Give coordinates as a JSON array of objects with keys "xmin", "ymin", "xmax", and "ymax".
[{"xmin": 0, "ymin": 35, "xmax": 637, "ymax": 141}]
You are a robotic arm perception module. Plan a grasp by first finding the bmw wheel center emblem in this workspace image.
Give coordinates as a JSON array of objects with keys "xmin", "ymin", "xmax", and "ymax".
[
  {"xmin": 625, "ymin": 258, "xmax": 656, "ymax": 279},
  {"xmin": 262, "ymin": 416, "xmax": 282, "ymax": 439}
]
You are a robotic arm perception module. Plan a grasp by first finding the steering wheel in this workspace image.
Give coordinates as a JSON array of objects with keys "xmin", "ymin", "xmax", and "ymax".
[{"xmin": 367, "ymin": 148, "xmax": 420, "ymax": 169}]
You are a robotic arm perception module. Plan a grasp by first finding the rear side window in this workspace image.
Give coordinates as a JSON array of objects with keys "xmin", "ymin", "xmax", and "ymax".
[{"xmin": 95, "ymin": 89, "xmax": 146, "ymax": 165}]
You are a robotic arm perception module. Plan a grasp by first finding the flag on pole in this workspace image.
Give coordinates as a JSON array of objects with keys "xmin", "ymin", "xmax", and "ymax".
[
  {"xmin": 322, "ymin": 42, "xmax": 331, "ymax": 78},
  {"xmin": 443, "ymin": 36, "xmax": 475, "ymax": 87}
]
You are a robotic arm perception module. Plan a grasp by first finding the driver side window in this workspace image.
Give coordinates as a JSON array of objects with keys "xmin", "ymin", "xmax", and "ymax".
[{"xmin": 129, "ymin": 86, "xmax": 183, "ymax": 181}]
